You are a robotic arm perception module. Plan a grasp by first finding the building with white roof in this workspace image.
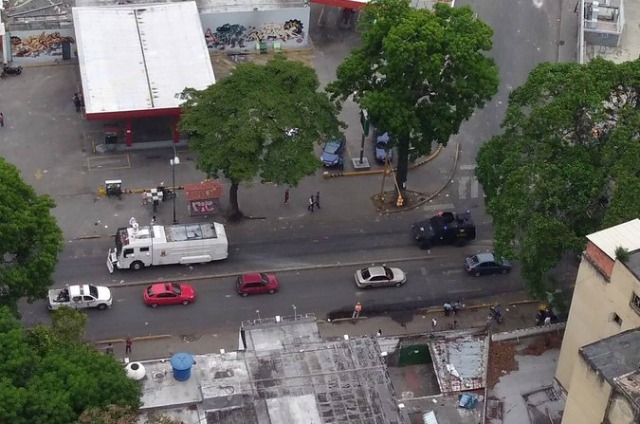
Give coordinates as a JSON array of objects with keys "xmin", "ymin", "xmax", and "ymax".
[{"xmin": 72, "ymin": 1, "xmax": 214, "ymax": 145}]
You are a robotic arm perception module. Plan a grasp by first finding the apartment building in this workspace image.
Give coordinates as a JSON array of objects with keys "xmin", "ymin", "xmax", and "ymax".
[{"xmin": 555, "ymin": 218, "xmax": 640, "ymax": 424}]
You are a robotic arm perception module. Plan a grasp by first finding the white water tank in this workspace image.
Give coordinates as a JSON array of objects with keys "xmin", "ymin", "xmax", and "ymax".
[{"xmin": 125, "ymin": 362, "xmax": 146, "ymax": 381}]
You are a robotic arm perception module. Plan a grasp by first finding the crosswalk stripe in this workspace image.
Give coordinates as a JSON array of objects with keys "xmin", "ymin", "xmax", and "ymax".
[
  {"xmin": 459, "ymin": 176, "xmax": 470, "ymax": 200},
  {"xmin": 422, "ymin": 203, "xmax": 455, "ymax": 212},
  {"xmin": 471, "ymin": 178, "xmax": 479, "ymax": 199},
  {"xmin": 459, "ymin": 164, "xmax": 477, "ymax": 171}
]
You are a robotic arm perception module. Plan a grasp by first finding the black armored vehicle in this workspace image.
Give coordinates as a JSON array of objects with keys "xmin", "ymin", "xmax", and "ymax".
[{"xmin": 411, "ymin": 211, "xmax": 476, "ymax": 249}]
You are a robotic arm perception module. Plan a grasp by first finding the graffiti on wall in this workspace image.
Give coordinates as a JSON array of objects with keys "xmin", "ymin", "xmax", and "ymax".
[
  {"xmin": 11, "ymin": 32, "xmax": 76, "ymax": 58},
  {"xmin": 205, "ymin": 20, "xmax": 305, "ymax": 51}
]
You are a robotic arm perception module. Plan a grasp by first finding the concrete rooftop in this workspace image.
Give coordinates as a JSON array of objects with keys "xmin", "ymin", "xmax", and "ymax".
[
  {"xmin": 580, "ymin": 327, "xmax": 640, "ymax": 384},
  {"xmin": 137, "ymin": 316, "xmax": 405, "ymax": 424}
]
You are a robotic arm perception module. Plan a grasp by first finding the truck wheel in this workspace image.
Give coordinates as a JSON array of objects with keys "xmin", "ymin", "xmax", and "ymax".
[
  {"xmin": 419, "ymin": 241, "xmax": 431, "ymax": 250},
  {"xmin": 130, "ymin": 261, "xmax": 144, "ymax": 270},
  {"xmin": 97, "ymin": 304, "xmax": 108, "ymax": 310}
]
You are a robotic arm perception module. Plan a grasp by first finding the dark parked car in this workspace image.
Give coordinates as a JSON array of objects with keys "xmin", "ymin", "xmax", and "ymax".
[
  {"xmin": 237, "ymin": 272, "xmax": 280, "ymax": 296},
  {"xmin": 464, "ymin": 253, "xmax": 512, "ymax": 277},
  {"xmin": 374, "ymin": 132, "xmax": 393, "ymax": 163},
  {"xmin": 320, "ymin": 137, "xmax": 345, "ymax": 168}
]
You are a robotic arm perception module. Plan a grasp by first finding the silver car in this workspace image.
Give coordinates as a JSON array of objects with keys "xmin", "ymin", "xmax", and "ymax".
[{"xmin": 354, "ymin": 266, "xmax": 407, "ymax": 289}]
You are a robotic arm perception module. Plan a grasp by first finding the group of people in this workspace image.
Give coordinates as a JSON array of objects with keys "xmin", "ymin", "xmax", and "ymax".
[
  {"xmin": 443, "ymin": 300, "xmax": 462, "ymax": 317},
  {"xmin": 283, "ymin": 189, "xmax": 322, "ymax": 213}
]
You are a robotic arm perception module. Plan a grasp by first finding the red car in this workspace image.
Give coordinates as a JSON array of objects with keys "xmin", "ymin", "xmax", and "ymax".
[
  {"xmin": 143, "ymin": 282, "xmax": 196, "ymax": 307},
  {"xmin": 237, "ymin": 273, "xmax": 279, "ymax": 297}
]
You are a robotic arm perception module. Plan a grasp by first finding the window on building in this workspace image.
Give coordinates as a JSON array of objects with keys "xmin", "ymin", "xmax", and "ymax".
[
  {"xmin": 611, "ymin": 313, "xmax": 622, "ymax": 326},
  {"xmin": 631, "ymin": 293, "xmax": 640, "ymax": 315}
]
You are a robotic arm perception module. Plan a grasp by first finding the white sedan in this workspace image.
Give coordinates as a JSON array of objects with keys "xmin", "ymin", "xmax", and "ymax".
[{"xmin": 354, "ymin": 266, "xmax": 407, "ymax": 289}]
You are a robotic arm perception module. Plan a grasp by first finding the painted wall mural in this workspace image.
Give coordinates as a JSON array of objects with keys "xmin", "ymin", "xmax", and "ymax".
[
  {"xmin": 9, "ymin": 29, "xmax": 76, "ymax": 63},
  {"xmin": 200, "ymin": 9, "xmax": 310, "ymax": 53}
]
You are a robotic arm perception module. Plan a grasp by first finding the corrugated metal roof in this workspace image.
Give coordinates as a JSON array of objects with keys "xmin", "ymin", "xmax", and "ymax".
[
  {"xmin": 72, "ymin": 2, "xmax": 215, "ymax": 116},
  {"xmin": 586, "ymin": 218, "xmax": 640, "ymax": 260}
]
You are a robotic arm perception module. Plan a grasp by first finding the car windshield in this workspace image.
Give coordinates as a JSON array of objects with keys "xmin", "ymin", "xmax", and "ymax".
[
  {"xmin": 324, "ymin": 141, "xmax": 341, "ymax": 154},
  {"xmin": 146, "ymin": 286, "xmax": 154, "ymax": 296},
  {"xmin": 383, "ymin": 267, "xmax": 394, "ymax": 279},
  {"xmin": 167, "ymin": 283, "xmax": 182, "ymax": 295},
  {"xmin": 259, "ymin": 273, "xmax": 269, "ymax": 284},
  {"xmin": 470, "ymin": 255, "xmax": 480, "ymax": 265},
  {"xmin": 376, "ymin": 141, "xmax": 388, "ymax": 149},
  {"xmin": 361, "ymin": 269, "xmax": 371, "ymax": 279},
  {"xmin": 89, "ymin": 285, "xmax": 99, "ymax": 298}
]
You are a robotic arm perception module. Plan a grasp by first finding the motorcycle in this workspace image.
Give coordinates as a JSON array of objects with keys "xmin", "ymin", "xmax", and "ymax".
[
  {"xmin": 1, "ymin": 64, "xmax": 23, "ymax": 78},
  {"xmin": 490, "ymin": 304, "xmax": 503, "ymax": 324}
]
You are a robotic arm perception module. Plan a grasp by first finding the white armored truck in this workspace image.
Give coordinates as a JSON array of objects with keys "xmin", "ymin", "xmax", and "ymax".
[
  {"xmin": 48, "ymin": 284, "xmax": 113, "ymax": 311},
  {"xmin": 107, "ymin": 218, "xmax": 229, "ymax": 273}
]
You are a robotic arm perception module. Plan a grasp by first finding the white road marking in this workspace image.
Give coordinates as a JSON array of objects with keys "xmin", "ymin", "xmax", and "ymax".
[
  {"xmin": 422, "ymin": 203, "xmax": 455, "ymax": 212},
  {"xmin": 459, "ymin": 176, "xmax": 470, "ymax": 200},
  {"xmin": 459, "ymin": 164, "xmax": 477, "ymax": 171},
  {"xmin": 471, "ymin": 177, "xmax": 479, "ymax": 199}
]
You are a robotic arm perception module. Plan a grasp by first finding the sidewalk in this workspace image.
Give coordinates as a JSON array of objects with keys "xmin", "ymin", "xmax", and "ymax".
[{"xmin": 98, "ymin": 290, "xmax": 547, "ymax": 361}]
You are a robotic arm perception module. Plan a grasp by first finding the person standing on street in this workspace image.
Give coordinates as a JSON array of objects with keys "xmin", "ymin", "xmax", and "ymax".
[
  {"xmin": 284, "ymin": 188, "xmax": 290, "ymax": 205},
  {"xmin": 352, "ymin": 301, "xmax": 362, "ymax": 318},
  {"xmin": 0, "ymin": 112, "xmax": 4, "ymax": 128},
  {"xmin": 73, "ymin": 93, "xmax": 82, "ymax": 112},
  {"xmin": 315, "ymin": 191, "xmax": 321, "ymax": 209},
  {"xmin": 307, "ymin": 195, "xmax": 314, "ymax": 213},
  {"xmin": 125, "ymin": 336, "xmax": 132, "ymax": 355},
  {"xmin": 141, "ymin": 190, "xmax": 148, "ymax": 206}
]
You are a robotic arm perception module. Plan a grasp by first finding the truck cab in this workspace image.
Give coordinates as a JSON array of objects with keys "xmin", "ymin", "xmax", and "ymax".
[{"xmin": 411, "ymin": 211, "xmax": 476, "ymax": 249}]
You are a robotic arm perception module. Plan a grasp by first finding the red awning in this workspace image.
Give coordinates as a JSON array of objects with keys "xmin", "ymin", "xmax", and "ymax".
[{"xmin": 310, "ymin": 0, "xmax": 368, "ymax": 9}]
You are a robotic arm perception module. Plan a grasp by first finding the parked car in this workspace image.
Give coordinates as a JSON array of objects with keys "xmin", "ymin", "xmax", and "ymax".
[
  {"xmin": 143, "ymin": 282, "xmax": 196, "ymax": 307},
  {"xmin": 320, "ymin": 137, "xmax": 345, "ymax": 168},
  {"xmin": 354, "ymin": 265, "xmax": 407, "ymax": 289},
  {"xmin": 374, "ymin": 132, "xmax": 393, "ymax": 163},
  {"xmin": 464, "ymin": 253, "xmax": 512, "ymax": 277},
  {"xmin": 237, "ymin": 272, "xmax": 280, "ymax": 296}
]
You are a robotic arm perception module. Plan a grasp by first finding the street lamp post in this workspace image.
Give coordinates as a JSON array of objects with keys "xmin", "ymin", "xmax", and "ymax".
[{"xmin": 170, "ymin": 147, "xmax": 180, "ymax": 224}]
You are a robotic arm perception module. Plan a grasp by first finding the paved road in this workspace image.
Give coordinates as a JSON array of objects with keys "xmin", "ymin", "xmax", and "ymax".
[{"xmin": 21, "ymin": 247, "xmax": 524, "ymax": 341}]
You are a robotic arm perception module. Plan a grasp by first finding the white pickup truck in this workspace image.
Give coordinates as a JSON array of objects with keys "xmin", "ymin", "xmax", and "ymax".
[{"xmin": 48, "ymin": 284, "xmax": 113, "ymax": 311}]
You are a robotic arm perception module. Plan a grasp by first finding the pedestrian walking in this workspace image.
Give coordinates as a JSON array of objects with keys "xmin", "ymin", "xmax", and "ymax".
[
  {"xmin": 431, "ymin": 318, "xmax": 437, "ymax": 329},
  {"xmin": 141, "ymin": 190, "xmax": 148, "ymax": 206},
  {"xmin": 453, "ymin": 301, "xmax": 461, "ymax": 315},
  {"xmin": 125, "ymin": 336, "xmax": 132, "ymax": 355},
  {"xmin": 315, "ymin": 191, "xmax": 321, "ymax": 209},
  {"xmin": 352, "ymin": 301, "xmax": 362, "ymax": 318},
  {"xmin": 376, "ymin": 329, "xmax": 382, "ymax": 337},
  {"xmin": 486, "ymin": 314, "xmax": 493, "ymax": 329},
  {"xmin": 73, "ymin": 93, "xmax": 82, "ymax": 112},
  {"xmin": 105, "ymin": 342, "xmax": 114, "ymax": 356},
  {"xmin": 284, "ymin": 188, "xmax": 290, "ymax": 205},
  {"xmin": 0, "ymin": 112, "xmax": 4, "ymax": 128},
  {"xmin": 307, "ymin": 195, "xmax": 315, "ymax": 213}
]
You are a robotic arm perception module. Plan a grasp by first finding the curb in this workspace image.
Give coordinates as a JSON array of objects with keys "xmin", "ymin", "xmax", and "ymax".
[
  {"xmin": 323, "ymin": 145, "xmax": 445, "ymax": 179},
  {"xmin": 418, "ymin": 299, "xmax": 539, "ymax": 315},
  {"xmin": 103, "ymin": 254, "xmax": 447, "ymax": 288},
  {"xmin": 95, "ymin": 334, "xmax": 172, "ymax": 345}
]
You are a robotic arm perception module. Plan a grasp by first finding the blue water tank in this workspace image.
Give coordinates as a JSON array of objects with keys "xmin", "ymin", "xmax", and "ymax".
[{"xmin": 171, "ymin": 353, "xmax": 195, "ymax": 381}]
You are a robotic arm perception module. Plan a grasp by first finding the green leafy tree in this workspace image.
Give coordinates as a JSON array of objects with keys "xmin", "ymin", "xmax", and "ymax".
[
  {"xmin": 327, "ymin": 0, "xmax": 499, "ymax": 192},
  {"xmin": 50, "ymin": 306, "xmax": 87, "ymax": 342},
  {"xmin": 476, "ymin": 58, "xmax": 640, "ymax": 295},
  {"xmin": 0, "ymin": 307, "xmax": 141, "ymax": 424},
  {"xmin": 179, "ymin": 55, "xmax": 343, "ymax": 219},
  {"xmin": 0, "ymin": 158, "xmax": 63, "ymax": 311}
]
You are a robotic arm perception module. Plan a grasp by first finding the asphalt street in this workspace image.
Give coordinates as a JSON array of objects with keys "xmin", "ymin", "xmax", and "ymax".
[
  {"xmin": 21, "ymin": 248, "xmax": 524, "ymax": 341},
  {"xmin": 4, "ymin": 3, "xmax": 575, "ymax": 342}
]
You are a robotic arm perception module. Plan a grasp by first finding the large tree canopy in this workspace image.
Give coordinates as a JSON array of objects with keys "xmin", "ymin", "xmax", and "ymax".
[
  {"xmin": 179, "ymin": 55, "xmax": 342, "ymax": 219},
  {"xmin": 327, "ymin": 0, "xmax": 499, "ymax": 191},
  {"xmin": 0, "ymin": 307, "xmax": 141, "ymax": 424},
  {"xmin": 0, "ymin": 158, "xmax": 63, "ymax": 310},
  {"xmin": 476, "ymin": 58, "xmax": 640, "ymax": 295}
]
